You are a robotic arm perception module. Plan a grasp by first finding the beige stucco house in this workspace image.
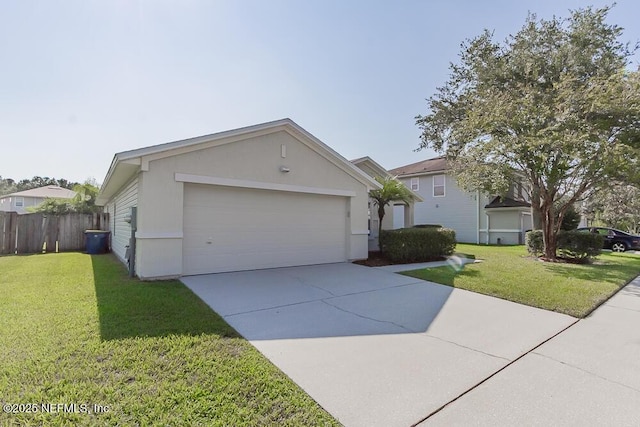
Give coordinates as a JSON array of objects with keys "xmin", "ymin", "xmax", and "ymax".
[
  {"xmin": 96, "ymin": 119, "xmax": 381, "ymax": 279},
  {"xmin": 351, "ymin": 156, "xmax": 423, "ymax": 250},
  {"xmin": 389, "ymin": 156, "xmax": 533, "ymax": 245},
  {"xmin": 0, "ymin": 185, "xmax": 76, "ymax": 214}
]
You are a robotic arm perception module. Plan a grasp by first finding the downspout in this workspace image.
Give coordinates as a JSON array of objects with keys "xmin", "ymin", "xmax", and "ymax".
[{"xmin": 476, "ymin": 190, "xmax": 480, "ymax": 244}]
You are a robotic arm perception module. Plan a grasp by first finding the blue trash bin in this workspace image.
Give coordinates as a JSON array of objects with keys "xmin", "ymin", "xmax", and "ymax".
[{"xmin": 85, "ymin": 230, "xmax": 110, "ymax": 254}]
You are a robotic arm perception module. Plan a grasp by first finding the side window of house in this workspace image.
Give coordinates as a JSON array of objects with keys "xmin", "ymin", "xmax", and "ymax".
[
  {"xmin": 433, "ymin": 175, "xmax": 445, "ymax": 197},
  {"xmin": 410, "ymin": 178, "xmax": 419, "ymax": 191},
  {"xmin": 517, "ymin": 182, "xmax": 523, "ymax": 200},
  {"xmin": 15, "ymin": 197, "xmax": 24, "ymax": 207}
]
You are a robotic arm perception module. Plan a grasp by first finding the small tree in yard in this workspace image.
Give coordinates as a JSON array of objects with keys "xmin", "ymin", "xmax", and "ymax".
[
  {"xmin": 72, "ymin": 179, "xmax": 100, "ymax": 214},
  {"xmin": 369, "ymin": 176, "xmax": 415, "ymax": 249},
  {"xmin": 560, "ymin": 204, "xmax": 581, "ymax": 231},
  {"xmin": 32, "ymin": 179, "xmax": 101, "ymax": 215},
  {"xmin": 415, "ymin": 6, "xmax": 640, "ymax": 261}
]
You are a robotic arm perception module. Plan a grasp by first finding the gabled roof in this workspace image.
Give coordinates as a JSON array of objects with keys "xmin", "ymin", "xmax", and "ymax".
[
  {"xmin": 97, "ymin": 118, "xmax": 381, "ymax": 205},
  {"xmin": 350, "ymin": 156, "xmax": 392, "ymax": 179},
  {"xmin": 485, "ymin": 196, "xmax": 531, "ymax": 209},
  {"xmin": 351, "ymin": 156, "xmax": 424, "ymax": 202},
  {"xmin": 1, "ymin": 185, "xmax": 76, "ymax": 200},
  {"xmin": 388, "ymin": 156, "xmax": 447, "ymax": 177}
]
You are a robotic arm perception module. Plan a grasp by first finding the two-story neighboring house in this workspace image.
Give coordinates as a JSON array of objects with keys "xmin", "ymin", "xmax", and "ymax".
[
  {"xmin": 351, "ymin": 156, "xmax": 423, "ymax": 250},
  {"xmin": 0, "ymin": 185, "xmax": 76, "ymax": 214},
  {"xmin": 389, "ymin": 156, "xmax": 532, "ymax": 245}
]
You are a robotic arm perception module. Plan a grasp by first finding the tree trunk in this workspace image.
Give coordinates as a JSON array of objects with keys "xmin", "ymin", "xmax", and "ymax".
[
  {"xmin": 541, "ymin": 202, "xmax": 557, "ymax": 260},
  {"xmin": 378, "ymin": 205, "xmax": 385, "ymax": 253},
  {"xmin": 531, "ymin": 185, "xmax": 542, "ymax": 230}
]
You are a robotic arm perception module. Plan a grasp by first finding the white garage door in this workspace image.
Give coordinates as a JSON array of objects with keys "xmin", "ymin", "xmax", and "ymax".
[{"xmin": 183, "ymin": 183, "xmax": 348, "ymax": 275}]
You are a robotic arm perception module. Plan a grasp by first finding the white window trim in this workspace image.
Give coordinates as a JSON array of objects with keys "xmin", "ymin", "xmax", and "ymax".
[
  {"xmin": 410, "ymin": 177, "xmax": 419, "ymax": 191},
  {"xmin": 433, "ymin": 175, "xmax": 445, "ymax": 198},
  {"xmin": 15, "ymin": 197, "xmax": 24, "ymax": 207}
]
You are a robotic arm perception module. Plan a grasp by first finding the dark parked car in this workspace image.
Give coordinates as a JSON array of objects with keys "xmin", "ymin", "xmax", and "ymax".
[{"xmin": 577, "ymin": 227, "xmax": 640, "ymax": 252}]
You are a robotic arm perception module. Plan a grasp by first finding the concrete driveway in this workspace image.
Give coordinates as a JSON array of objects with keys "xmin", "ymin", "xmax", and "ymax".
[{"xmin": 181, "ymin": 263, "xmax": 575, "ymax": 427}]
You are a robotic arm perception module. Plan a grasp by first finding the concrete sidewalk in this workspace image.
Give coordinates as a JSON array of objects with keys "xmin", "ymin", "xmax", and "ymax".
[
  {"xmin": 423, "ymin": 275, "xmax": 640, "ymax": 426},
  {"xmin": 182, "ymin": 262, "xmax": 575, "ymax": 427}
]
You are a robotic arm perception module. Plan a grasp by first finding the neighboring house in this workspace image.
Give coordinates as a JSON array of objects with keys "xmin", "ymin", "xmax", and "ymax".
[
  {"xmin": 389, "ymin": 156, "xmax": 532, "ymax": 245},
  {"xmin": 96, "ymin": 119, "xmax": 381, "ymax": 280},
  {"xmin": 351, "ymin": 156, "xmax": 423, "ymax": 250},
  {"xmin": 0, "ymin": 185, "xmax": 76, "ymax": 214}
]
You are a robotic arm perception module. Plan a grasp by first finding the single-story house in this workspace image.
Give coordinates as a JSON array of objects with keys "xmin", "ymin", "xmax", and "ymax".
[
  {"xmin": 96, "ymin": 119, "xmax": 381, "ymax": 279},
  {"xmin": 0, "ymin": 185, "xmax": 76, "ymax": 214},
  {"xmin": 351, "ymin": 156, "xmax": 423, "ymax": 250},
  {"xmin": 389, "ymin": 156, "xmax": 533, "ymax": 245}
]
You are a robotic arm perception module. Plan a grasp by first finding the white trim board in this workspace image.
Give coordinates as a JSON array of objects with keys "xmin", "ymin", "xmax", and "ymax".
[
  {"xmin": 175, "ymin": 173, "xmax": 357, "ymax": 198},
  {"xmin": 479, "ymin": 229, "xmax": 522, "ymax": 233}
]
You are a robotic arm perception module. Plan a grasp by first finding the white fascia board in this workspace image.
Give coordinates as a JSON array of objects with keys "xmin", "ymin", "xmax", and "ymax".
[{"xmin": 395, "ymin": 170, "xmax": 447, "ymax": 179}]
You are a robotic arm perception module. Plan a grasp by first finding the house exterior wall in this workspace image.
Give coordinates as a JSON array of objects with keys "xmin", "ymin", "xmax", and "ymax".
[
  {"xmin": 398, "ymin": 172, "xmax": 534, "ymax": 245},
  {"xmin": 131, "ymin": 130, "xmax": 369, "ymax": 279},
  {"xmin": 401, "ymin": 174, "xmax": 481, "ymax": 243},
  {"xmin": 0, "ymin": 196, "xmax": 46, "ymax": 214},
  {"xmin": 482, "ymin": 210, "xmax": 531, "ymax": 245},
  {"xmin": 103, "ymin": 176, "xmax": 138, "ymax": 264}
]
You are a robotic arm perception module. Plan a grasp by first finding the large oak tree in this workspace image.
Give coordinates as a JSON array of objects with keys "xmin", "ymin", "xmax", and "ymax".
[{"xmin": 416, "ymin": 6, "xmax": 640, "ymax": 260}]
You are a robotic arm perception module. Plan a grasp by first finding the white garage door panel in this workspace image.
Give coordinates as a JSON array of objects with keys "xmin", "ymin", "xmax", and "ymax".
[{"xmin": 183, "ymin": 184, "xmax": 347, "ymax": 274}]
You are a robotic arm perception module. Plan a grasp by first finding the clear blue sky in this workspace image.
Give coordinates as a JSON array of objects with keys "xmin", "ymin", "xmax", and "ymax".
[{"xmin": 2, "ymin": 1, "xmax": 638, "ymax": 184}]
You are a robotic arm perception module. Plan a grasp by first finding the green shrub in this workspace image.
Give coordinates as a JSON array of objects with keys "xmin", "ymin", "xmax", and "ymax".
[
  {"xmin": 526, "ymin": 229, "xmax": 603, "ymax": 262},
  {"xmin": 525, "ymin": 230, "xmax": 544, "ymax": 256},
  {"xmin": 380, "ymin": 227, "xmax": 456, "ymax": 263},
  {"xmin": 557, "ymin": 230, "xmax": 603, "ymax": 262},
  {"xmin": 412, "ymin": 224, "xmax": 442, "ymax": 229}
]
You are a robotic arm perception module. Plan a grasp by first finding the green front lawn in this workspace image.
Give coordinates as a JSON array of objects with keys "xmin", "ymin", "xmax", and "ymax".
[
  {"xmin": 402, "ymin": 244, "xmax": 640, "ymax": 318},
  {"xmin": 0, "ymin": 253, "xmax": 338, "ymax": 426}
]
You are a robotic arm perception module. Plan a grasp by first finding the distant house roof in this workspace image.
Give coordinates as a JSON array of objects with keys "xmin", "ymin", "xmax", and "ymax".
[
  {"xmin": 1, "ymin": 185, "xmax": 76, "ymax": 200},
  {"xmin": 485, "ymin": 196, "xmax": 531, "ymax": 209},
  {"xmin": 388, "ymin": 156, "xmax": 447, "ymax": 177},
  {"xmin": 351, "ymin": 156, "xmax": 424, "ymax": 202}
]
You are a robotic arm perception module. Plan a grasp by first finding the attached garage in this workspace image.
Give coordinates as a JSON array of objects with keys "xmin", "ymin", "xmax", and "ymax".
[
  {"xmin": 182, "ymin": 184, "xmax": 348, "ymax": 274},
  {"xmin": 96, "ymin": 119, "xmax": 379, "ymax": 279}
]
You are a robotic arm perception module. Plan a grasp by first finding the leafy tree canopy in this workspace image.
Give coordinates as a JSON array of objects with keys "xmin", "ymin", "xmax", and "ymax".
[
  {"xmin": 585, "ymin": 182, "xmax": 640, "ymax": 234},
  {"xmin": 416, "ymin": 5, "xmax": 640, "ymax": 259}
]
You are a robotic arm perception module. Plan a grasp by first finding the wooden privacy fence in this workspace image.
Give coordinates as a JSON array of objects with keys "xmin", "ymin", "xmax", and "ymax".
[{"xmin": 0, "ymin": 212, "xmax": 109, "ymax": 255}]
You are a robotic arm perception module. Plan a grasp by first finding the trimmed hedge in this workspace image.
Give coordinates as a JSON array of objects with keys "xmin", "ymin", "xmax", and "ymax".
[
  {"xmin": 412, "ymin": 224, "xmax": 443, "ymax": 229},
  {"xmin": 525, "ymin": 230, "xmax": 604, "ymax": 262},
  {"xmin": 380, "ymin": 227, "xmax": 456, "ymax": 263},
  {"xmin": 557, "ymin": 231, "xmax": 603, "ymax": 261}
]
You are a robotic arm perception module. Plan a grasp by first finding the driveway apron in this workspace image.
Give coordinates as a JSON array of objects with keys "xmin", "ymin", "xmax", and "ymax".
[{"xmin": 182, "ymin": 262, "xmax": 575, "ymax": 427}]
